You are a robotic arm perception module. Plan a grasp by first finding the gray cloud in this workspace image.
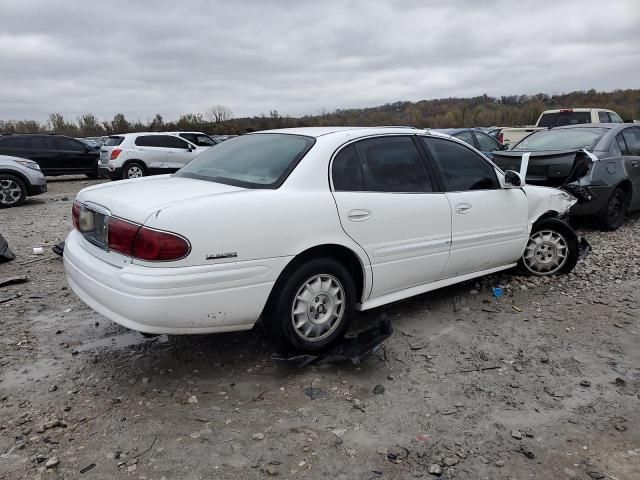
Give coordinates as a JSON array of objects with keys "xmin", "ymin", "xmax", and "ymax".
[{"xmin": 0, "ymin": 0, "xmax": 638, "ymax": 122}]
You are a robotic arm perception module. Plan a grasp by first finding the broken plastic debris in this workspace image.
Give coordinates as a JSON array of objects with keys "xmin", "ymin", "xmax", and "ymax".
[
  {"xmin": 52, "ymin": 241, "xmax": 65, "ymax": 257},
  {"xmin": 273, "ymin": 320, "xmax": 393, "ymax": 368},
  {"xmin": 492, "ymin": 287, "xmax": 504, "ymax": 298},
  {"xmin": 578, "ymin": 238, "xmax": 591, "ymax": 260},
  {"xmin": 0, "ymin": 234, "xmax": 15, "ymax": 263},
  {"xmin": 32, "ymin": 247, "xmax": 44, "ymax": 255}
]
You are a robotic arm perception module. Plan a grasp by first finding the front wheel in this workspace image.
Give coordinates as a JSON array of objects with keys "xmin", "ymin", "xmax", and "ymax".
[
  {"xmin": 520, "ymin": 218, "xmax": 579, "ymax": 276},
  {"xmin": 264, "ymin": 258, "xmax": 356, "ymax": 352},
  {"xmin": 0, "ymin": 174, "xmax": 27, "ymax": 208},
  {"xmin": 597, "ymin": 187, "xmax": 629, "ymax": 231}
]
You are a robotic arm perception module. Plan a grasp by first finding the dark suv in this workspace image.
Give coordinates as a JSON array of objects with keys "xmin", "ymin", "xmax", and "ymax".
[{"xmin": 0, "ymin": 134, "xmax": 99, "ymax": 177}]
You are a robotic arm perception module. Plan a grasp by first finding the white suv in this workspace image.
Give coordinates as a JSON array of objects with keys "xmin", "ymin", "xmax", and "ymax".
[{"xmin": 99, "ymin": 133, "xmax": 207, "ymax": 180}]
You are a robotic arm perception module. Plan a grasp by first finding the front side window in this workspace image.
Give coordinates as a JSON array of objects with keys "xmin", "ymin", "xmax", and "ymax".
[
  {"xmin": 422, "ymin": 137, "xmax": 499, "ymax": 191},
  {"xmin": 598, "ymin": 111, "xmax": 611, "ymax": 123},
  {"xmin": 609, "ymin": 112, "xmax": 624, "ymax": 123},
  {"xmin": 475, "ymin": 131, "xmax": 500, "ymax": 151},
  {"xmin": 621, "ymin": 128, "xmax": 640, "ymax": 156},
  {"xmin": 158, "ymin": 135, "xmax": 191, "ymax": 149},
  {"xmin": 355, "ymin": 136, "xmax": 433, "ymax": 192},
  {"xmin": 55, "ymin": 137, "xmax": 84, "ymax": 152},
  {"xmin": 180, "ymin": 133, "xmax": 215, "ymax": 147},
  {"xmin": 176, "ymin": 133, "xmax": 315, "ymax": 188}
]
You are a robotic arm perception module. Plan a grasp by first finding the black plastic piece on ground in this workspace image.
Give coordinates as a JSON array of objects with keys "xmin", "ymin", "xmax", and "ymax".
[
  {"xmin": 0, "ymin": 234, "xmax": 15, "ymax": 263},
  {"xmin": 52, "ymin": 241, "xmax": 65, "ymax": 257},
  {"xmin": 578, "ymin": 237, "xmax": 591, "ymax": 260},
  {"xmin": 273, "ymin": 320, "xmax": 393, "ymax": 368}
]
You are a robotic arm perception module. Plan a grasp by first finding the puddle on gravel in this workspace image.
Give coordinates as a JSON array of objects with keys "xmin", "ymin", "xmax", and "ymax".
[
  {"xmin": 75, "ymin": 332, "xmax": 169, "ymax": 352},
  {"xmin": 0, "ymin": 356, "xmax": 63, "ymax": 390}
]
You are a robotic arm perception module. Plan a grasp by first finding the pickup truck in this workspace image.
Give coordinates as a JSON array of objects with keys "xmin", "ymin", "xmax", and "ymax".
[{"xmin": 500, "ymin": 108, "xmax": 624, "ymax": 147}]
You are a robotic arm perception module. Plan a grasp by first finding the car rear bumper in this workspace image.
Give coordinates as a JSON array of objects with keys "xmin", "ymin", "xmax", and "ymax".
[
  {"xmin": 98, "ymin": 166, "xmax": 122, "ymax": 180},
  {"xmin": 63, "ymin": 230, "xmax": 287, "ymax": 334}
]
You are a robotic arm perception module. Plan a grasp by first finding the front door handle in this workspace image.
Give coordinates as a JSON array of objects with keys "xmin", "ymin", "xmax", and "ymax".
[
  {"xmin": 455, "ymin": 203, "xmax": 472, "ymax": 214},
  {"xmin": 632, "ymin": 161, "xmax": 638, "ymax": 167},
  {"xmin": 347, "ymin": 209, "xmax": 372, "ymax": 222}
]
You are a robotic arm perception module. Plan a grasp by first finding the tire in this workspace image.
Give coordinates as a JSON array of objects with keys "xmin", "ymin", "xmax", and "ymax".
[
  {"xmin": 0, "ymin": 174, "xmax": 27, "ymax": 209},
  {"xmin": 519, "ymin": 218, "xmax": 579, "ymax": 276},
  {"xmin": 597, "ymin": 187, "xmax": 629, "ymax": 231},
  {"xmin": 123, "ymin": 162, "xmax": 145, "ymax": 180},
  {"xmin": 264, "ymin": 257, "xmax": 356, "ymax": 352}
]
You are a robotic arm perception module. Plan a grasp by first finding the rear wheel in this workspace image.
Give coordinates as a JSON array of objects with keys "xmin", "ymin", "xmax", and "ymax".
[
  {"xmin": 264, "ymin": 258, "xmax": 355, "ymax": 352},
  {"xmin": 0, "ymin": 174, "xmax": 27, "ymax": 208},
  {"xmin": 597, "ymin": 187, "xmax": 629, "ymax": 231},
  {"xmin": 123, "ymin": 162, "xmax": 145, "ymax": 179},
  {"xmin": 520, "ymin": 218, "xmax": 579, "ymax": 276}
]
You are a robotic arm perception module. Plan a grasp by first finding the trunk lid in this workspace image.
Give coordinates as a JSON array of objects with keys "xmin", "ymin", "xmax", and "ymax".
[{"xmin": 76, "ymin": 175, "xmax": 245, "ymax": 224}]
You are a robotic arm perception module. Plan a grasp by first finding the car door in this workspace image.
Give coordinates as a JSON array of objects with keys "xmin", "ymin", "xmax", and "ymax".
[
  {"xmin": 331, "ymin": 136, "xmax": 452, "ymax": 298},
  {"xmin": 420, "ymin": 136, "xmax": 529, "ymax": 278},
  {"xmin": 160, "ymin": 135, "xmax": 198, "ymax": 171},
  {"xmin": 620, "ymin": 127, "xmax": 640, "ymax": 208},
  {"xmin": 473, "ymin": 130, "xmax": 502, "ymax": 159},
  {"xmin": 133, "ymin": 135, "xmax": 168, "ymax": 172},
  {"xmin": 53, "ymin": 137, "xmax": 95, "ymax": 174},
  {"xmin": 27, "ymin": 136, "xmax": 58, "ymax": 174}
]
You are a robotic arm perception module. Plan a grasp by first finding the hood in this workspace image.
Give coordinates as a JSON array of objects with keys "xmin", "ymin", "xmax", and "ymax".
[{"xmin": 75, "ymin": 175, "xmax": 245, "ymax": 224}]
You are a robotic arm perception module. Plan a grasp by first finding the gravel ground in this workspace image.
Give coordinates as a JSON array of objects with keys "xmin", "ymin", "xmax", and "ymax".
[{"xmin": 0, "ymin": 177, "xmax": 639, "ymax": 480}]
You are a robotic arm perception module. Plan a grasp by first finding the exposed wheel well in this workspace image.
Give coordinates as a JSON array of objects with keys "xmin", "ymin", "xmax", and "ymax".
[
  {"xmin": 536, "ymin": 210, "xmax": 561, "ymax": 222},
  {"xmin": 272, "ymin": 244, "xmax": 366, "ymax": 305},
  {"xmin": 617, "ymin": 179, "xmax": 632, "ymax": 198}
]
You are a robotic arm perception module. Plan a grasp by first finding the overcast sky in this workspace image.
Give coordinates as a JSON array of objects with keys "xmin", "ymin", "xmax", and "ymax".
[{"xmin": 1, "ymin": 0, "xmax": 638, "ymax": 123}]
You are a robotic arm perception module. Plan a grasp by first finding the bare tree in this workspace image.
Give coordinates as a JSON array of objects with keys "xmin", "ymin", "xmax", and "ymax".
[{"xmin": 206, "ymin": 105, "xmax": 233, "ymax": 123}]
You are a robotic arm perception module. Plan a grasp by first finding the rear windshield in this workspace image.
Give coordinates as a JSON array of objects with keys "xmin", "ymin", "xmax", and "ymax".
[
  {"xmin": 538, "ymin": 111, "xmax": 591, "ymax": 127},
  {"xmin": 513, "ymin": 127, "xmax": 607, "ymax": 151},
  {"xmin": 175, "ymin": 133, "xmax": 315, "ymax": 188},
  {"xmin": 105, "ymin": 136, "xmax": 124, "ymax": 146}
]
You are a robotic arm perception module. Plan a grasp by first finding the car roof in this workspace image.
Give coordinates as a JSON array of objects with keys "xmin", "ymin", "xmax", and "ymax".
[
  {"xmin": 255, "ymin": 126, "xmax": 419, "ymax": 138},
  {"xmin": 542, "ymin": 108, "xmax": 616, "ymax": 113}
]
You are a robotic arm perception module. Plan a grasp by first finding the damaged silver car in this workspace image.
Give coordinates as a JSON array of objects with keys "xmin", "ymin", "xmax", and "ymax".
[{"xmin": 493, "ymin": 124, "xmax": 640, "ymax": 230}]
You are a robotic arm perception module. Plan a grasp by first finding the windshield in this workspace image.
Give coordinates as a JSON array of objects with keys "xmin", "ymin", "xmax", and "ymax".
[
  {"xmin": 175, "ymin": 133, "xmax": 315, "ymax": 188},
  {"xmin": 513, "ymin": 128, "xmax": 607, "ymax": 151}
]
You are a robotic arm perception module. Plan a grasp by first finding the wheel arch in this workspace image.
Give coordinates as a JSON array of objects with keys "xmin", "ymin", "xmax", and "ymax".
[
  {"xmin": 616, "ymin": 179, "xmax": 632, "ymax": 197},
  {"xmin": 122, "ymin": 159, "xmax": 148, "ymax": 172},
  {"xmin": 0, "ymin": 169, "xmax": 30, "ymax": 189},
  {"xmin": 265, "ymin": 243, "xmax": 368, "ymax": 314}
]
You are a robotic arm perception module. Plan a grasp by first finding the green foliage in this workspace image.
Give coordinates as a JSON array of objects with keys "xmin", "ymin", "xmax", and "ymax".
[{"xmin": 1, "ymin": 90, "xmax": 639, "ymax": 137}]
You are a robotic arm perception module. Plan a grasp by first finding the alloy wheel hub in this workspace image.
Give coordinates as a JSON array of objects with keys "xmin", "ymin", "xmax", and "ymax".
[{"xmin": 291, "ymin": 274, "xmax": 345, "ymax": 342}]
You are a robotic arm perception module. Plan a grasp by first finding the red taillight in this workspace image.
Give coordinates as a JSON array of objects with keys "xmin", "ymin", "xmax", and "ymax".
[
  {"xmin": 110, "ymin": 148, "xmax": 122, "ymax": 160},
  {"xmin": 132, "ymin": 227, "xmax": 190, "ymax": 261},
  {"xmin": 498, "ymin": 132, "xmax": 504, "ymax": 144},
  {"xmin": 107, "ymin": 217, "xmax": 140, "ymax": 256},
  {"xmin": 72, "ymin": 201, "xmax": 81, "ymax": 229},
  {"xmin": 559, "ymin": 109, "xmax": 573, "ymax": 113},
  {"xmin": 107, "ymin": 217, "xmax": 189, "ymax": 261}
]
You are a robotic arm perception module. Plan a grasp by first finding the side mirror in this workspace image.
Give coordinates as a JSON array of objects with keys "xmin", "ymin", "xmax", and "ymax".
[{"xmin": 504, "ymin": 170, "xmax": 523, "ymax": 188}]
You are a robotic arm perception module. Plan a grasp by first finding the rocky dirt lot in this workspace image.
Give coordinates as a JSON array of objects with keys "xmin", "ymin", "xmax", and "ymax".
[{"xmin": 0, "ymin": 177, "xmax": 639, "ymax": 480}]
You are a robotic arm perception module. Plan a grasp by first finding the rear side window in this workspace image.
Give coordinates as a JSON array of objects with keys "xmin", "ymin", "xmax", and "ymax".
[
  {"xmin": 159, "ymin": 135, "xmax": 191, "ymax": 149},
  {"xmin": 615, "ymin": 134, "xmax": 628, "ymax": 155},
  {"xmin": 538, "ymin": 111, "xmax": 591, "ymax": 127},
  {"xmin": 355, "ymin": 136, "xmax": 433, "ymax": 193},
  {"xmin": 55, "ymin": 137, "xmax": 84, "ymax": 151},
  {"xmin": 105, "ymin": 136, "xmax": 124, "ymax": 146},
  {"xmin": 422, "ymin": 137, "xmax": 499, "ymax": 191},
  {"xmin": 621, "ymin": 128, "xmax": 640, "ymax": 156},
  {"xmin": 332, "ymin": 144, "xmax": 365, "ymax": 191},
  {"xmin": 475, "ymin": 131, "xmax": 500, "ymax": 151},
  {"xmin": 135, "ymin": 135, "xmax": 160, "ymax": 147},
  {"xmin": 0, "ymin": 136, "xmax": 30, "ymax": 148}
]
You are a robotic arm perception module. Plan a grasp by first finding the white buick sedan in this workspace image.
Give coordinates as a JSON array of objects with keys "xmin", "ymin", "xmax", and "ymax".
[{"xmin": 65, "ymin": 127, "xmax": 580, "ymax": 351}]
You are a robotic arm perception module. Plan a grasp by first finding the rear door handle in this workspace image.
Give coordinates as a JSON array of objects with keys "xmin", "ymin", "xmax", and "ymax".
[
  {"xmin": 347, "ymin": 209, "xmax": 372, "ymax": 222},
  {"xmin": 455, "ymin": 203, "xmax": 472, "ymax": 214}
]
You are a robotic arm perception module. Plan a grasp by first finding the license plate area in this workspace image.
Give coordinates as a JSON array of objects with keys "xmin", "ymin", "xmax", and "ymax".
[{"xmin": 78, "ymin": 206, "xmax": 109, "ymax": 250}]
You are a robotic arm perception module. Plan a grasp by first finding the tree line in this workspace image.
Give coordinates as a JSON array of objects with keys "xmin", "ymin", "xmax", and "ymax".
[{"xmin": 1, "ymin": 89, "xmax": 638, "ymax": 137}]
